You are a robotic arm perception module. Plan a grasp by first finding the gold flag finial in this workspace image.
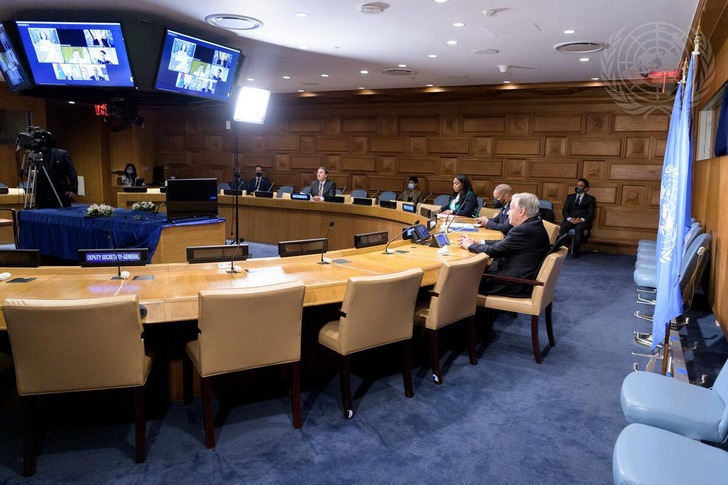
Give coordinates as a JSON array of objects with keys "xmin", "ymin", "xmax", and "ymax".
[
  {"xmin": 680, "ymin": 59, "xmax": 688, "ymax": 84},
  {"xmin": 693, "ymin": 27, "xmax": 701, "ymax": 55}
]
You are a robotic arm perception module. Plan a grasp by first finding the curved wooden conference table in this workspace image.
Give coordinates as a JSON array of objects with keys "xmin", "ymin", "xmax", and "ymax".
[{"xmin": 0, "ymin": 195, "xmax": 503, "ymax": 330}]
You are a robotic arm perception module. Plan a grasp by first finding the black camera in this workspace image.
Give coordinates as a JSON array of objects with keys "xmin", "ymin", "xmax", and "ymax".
[{"xmin": 16, "ymin": 126, "xmax": 53, "ymax": 152}]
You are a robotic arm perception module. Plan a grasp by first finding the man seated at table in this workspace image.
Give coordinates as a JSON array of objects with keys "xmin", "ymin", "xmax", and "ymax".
[
  {"xmin": 475, "ymin": 183, "xmax": 513, "ymax": 235},
  {"xmin": 310, "ymin": 167, "xmax": 337, "ymax": 201},
  {"xmin": 458, "ymin": 192, "xmax": 550, "ymax": 297},
  {"xmin": 248, "ymin": 165, "xmax": 272, "ymax": 192}
]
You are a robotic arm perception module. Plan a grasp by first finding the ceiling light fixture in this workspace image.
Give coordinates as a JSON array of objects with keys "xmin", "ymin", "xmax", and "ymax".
[
  {"xmin": 497, "ymin": 64, "xmax": 510, "ymax": 73},
  {"xmin": 579, "ymin": 57, "xmax": 590, "ymax": 62},
  {"xmin": 446, "ymin": 40, "xmax": 458, "ymax": 46},
  {"xmin": 428, "ymin": 54, "xmax": 438, "ymax": 58},
  {"xmin": 295, "ymin": 12, "xmax": 309, "ymax": 18},
  {"xmin": 563, "ymin": 29, "xmax": 576, "ymax": 34},
  {"xmin": 360, "ymin": 3, "xmax": 388, "ymax": 14},
  {"xmin": 453, "ymin": 22, "xmax": 465, "ymax": 27},
  {"xmin": 360, "ymin": 70, "xmax": 369, "ymax": 74},
  {"xmin": 554, "ymin": 41, "xmax": 604, "ymax": 53},
  {"xmin": 205, "ymin": 14, "xmax": 263, "ymax": 31}
]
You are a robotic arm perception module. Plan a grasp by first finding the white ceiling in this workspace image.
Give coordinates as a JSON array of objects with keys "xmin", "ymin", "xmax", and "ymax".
[{"xmin": 0, "ymin": 0, "xmax": 701, "ymax": 94}]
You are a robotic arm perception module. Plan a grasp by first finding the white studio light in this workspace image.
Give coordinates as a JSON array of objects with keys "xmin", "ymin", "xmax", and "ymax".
[{"xmin": 233, "ymin": 86, "xmax": 271, "ymax": 124}]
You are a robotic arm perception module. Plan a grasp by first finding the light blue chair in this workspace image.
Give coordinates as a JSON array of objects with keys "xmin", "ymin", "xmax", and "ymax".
[
  {"xmin": 613, "ymin": 423, "xmax": 728, "ymax": 485},
  {"xmin": 277, "ymin": 185, "xmax": 294, "ymax": 198},
  {"xmin": 217, "ymin": 182, "xmax": 230, "ymax": 192},
  {"xmin": 300, "ymin": 186, "xmax": 311, "ymax": 195},
  {"xmin": 476, "ymin": 197, "xmax": 484, "ymax": 214},
  {"xmin": 635, "ymin": 223, "xmax": 703, "ymax": 269},
  {"xmin": 350, "ymin": 189, "xmax": 368, "ymax": 198},
  {"xmin": 378, "ymin": 191, "xmax": 396, "ymax": 202},
  {"xmin": 621, "ymin": 358, "xmax": 728, "ymax": 444},
  {"xmin": 633, "ymin": 232, "xmax": 711, "ymax": 290},
  {"xmin": 433, "ymin": 194, "xmax": 450, "ymax": 207},
  {"xmin": 539, "ymin": 199, "xmax": 553, "ymax": 210}
]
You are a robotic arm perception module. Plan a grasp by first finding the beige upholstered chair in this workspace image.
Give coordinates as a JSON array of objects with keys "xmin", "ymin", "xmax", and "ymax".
[
  {"xmin": 184, "ymin": 281, "xmax": 306, "ymax": 448},
  {"xmin": 414, "ymin": 253, "xmax": 489, "ymax": 384},
  {"xmin": 477, "ymin": 247, "xmax": 568, "ymax": 364},
  {"xmin": 479, "ymin": 207, "xmax": 499, "ymax": 219},
  {"xmin": 319, "ymin": 268, "xmax": 423, "ymax": 419},
  {"xmin": 0, "ymin": 208, "xmax": 18, "ymax": 247},
  {"xmin": 542, "ymin": 219, "xmax": 560, "ymax": 245},
  {"xmin": 2, "ymin": 295, "xmax": 151, "ymax": 476}
]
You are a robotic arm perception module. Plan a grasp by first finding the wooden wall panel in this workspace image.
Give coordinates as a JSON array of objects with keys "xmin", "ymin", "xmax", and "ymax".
[
  {"xmin": 399, "ymin": 116, "xmax": 439, "ymax": 133},
  {"xmin": 369, "ymin": 137, "xmax": 407, "ymax": 153},
  {"xmin": 315, "ymin": 137, "xmax": 350, "ymax": 152},
  {"xmin": 613, "ymin": 114, "xmax": 668, "ymax": 132},
  {"xmin": 529, "ymin": 160, "xmax": 579, "ymax": 179},
  {"xmin": 609, "ymin": 163, "xmax": 662, "ymax": 181},
  {"xmin": 428, "ymin": 137, "xmax": 470, "ymax": 154},
  {"xmin": 494, "ymin": 138, "xmax": 541, "ymax": 156},
  {"xmin": 570, "ymin": 138, "xmax": 622, "ymax": 157},
  {"xmin": 461, "ymin": 115, "xmax": 506, "ymax": 133},
  {"xmin": 461, "ymin": 159, "xmax": 502, "ymax": 176},
  {"xmin": 342, "ymin": 118, "xmax": 378, "ymax": 133},
  {"xmin": 341, "ymin": 157, "xmax": 377, "ymax": 172},
  {"xmin": 533, "ymin": 115, "xmax": 583, "ymax": 133},
  {"xmin": 291, "ymin": 118, "xmax": 323, "ymax": 133},
  {"xmin": 399, "ymin": 158, "xmax": 437, "ymax": 174}
]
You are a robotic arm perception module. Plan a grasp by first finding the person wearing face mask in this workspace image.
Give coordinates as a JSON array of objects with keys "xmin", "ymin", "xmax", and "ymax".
[
  {"xmin": 558, "ymin": 178, "xmax": 596, "ymax": 258},
  {"xmin": 400, "ymin": 176, "xmax": 424, "ymax": 205},
  {"xmin": 458, "ymin": 192, "xmax": 550, "ymax": 297},
  {"xmin": 120, "ymin": 163, "xmax": 138, "ymax": 186},
  {"xmin": 247, "ymin": 165, "xmax": 271, "ymax": 192},
  {"xmin": 475, "ymin": 183, "xmax": 513, "ymax": 235}
]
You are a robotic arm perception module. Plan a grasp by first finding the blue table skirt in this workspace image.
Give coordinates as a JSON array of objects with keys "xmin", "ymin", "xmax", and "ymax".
[{"xmin": 18, "ymin": 206, "xmax": 223, "ymax": 262}]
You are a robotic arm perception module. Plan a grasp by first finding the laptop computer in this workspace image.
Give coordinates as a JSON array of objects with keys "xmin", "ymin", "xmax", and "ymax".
[{"xmin": 134, "ymin": 178, "xmax": 145, "ymax": 187}]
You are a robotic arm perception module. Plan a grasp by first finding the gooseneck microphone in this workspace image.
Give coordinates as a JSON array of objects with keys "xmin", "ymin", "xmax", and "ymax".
[
  {"xmin": 384, "ymin": 219, "xmax": 419, "ymax": 254},
  {"xmin": 104, "ymin": 229, "xmax": 129, "ymax": 280},
  {"xmin": 227, "ymin": 242, "xmax": 244, "ymax": 273},
  {"xmin": 266, "ymin": 181, "xmax": 275, "ymax": 192},
  {"xmin": 319, "ymin": 220, "xmax": 335, "ymax": 264}
]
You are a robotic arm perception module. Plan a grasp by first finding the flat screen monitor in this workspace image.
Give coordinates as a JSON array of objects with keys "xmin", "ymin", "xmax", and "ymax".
[
  {"xmin": 153, "ymin": 29, "xmax": 243, "ymax": 103},
  {"xmin": 15, "ymin": 20, "xmax": 135, "ymax": 88},
  {"xmin": 165, "ymin": 178, "xmax": 218, "ymax": 222},
  {"xmin": 0, "ymin": 23, "xmax": 33, "ymax": 92}
]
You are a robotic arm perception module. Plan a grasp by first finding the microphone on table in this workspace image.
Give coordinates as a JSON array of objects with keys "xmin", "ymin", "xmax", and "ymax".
[
  {"xmin": 266, "ymin": 181, "xmax": 275, "ymax": 192},
  {"xmin": 370, "ymin": 190, "xmax": 380, "ymax": 201},
  {"xmin": 397, "ymin": 191, "xmax": 404, "ymax": 201},
  {"xmin": 227, "ymin": 242, "xmax": 244, "ymax": 273},
  {"xmin": 319, "ymin": 220, "xmax": 335, "ymax": 264},
  {"xmin": 339, "ymin": 186, "xmax": 347, "ymax": 195},
  {"xmin": 152, "ymin": 201, "xmax": 166, "ymax": 219},
  {"xmin": 424, "ymin": 192, "xmax": 433, "ymax": 203},
  {"xmin": 384, "ymin": 219, "xmax": 419, "ymax": 255},
  {"xmin": 104, "ymin": 229, "xmax": 129, "ymax": 280}
]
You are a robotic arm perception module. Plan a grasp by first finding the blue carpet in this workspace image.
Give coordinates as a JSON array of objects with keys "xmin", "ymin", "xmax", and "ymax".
[{"xmin": 0, "ymin": 252, "xmax": 725, "ymax": 484}]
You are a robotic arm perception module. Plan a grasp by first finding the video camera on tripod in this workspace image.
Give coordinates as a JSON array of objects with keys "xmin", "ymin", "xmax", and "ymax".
[
  {"xmin": 16, "ymin": 126, "xmax": 53, "ymax": 159},
  {"xmin": 16, "ymin": 126, "xmax": 64, "ymax": 209}
]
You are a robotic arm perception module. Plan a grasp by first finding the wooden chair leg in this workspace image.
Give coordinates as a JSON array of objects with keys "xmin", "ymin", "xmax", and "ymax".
[
  {"xmin": 403, "ymin": 340, "xmax": 414, "ymax": 398},
  {"xmin": 466, "ymin": 315, "xmax": 478, "ymax": 366},
  {"xmin": 200, "ymin": 376, "xmax": 216, "ymax": 448},
  {"xmin": 21, "ymin": 396, "xmax": 36, "ymax": 477},
  {"xmin": 182, "ymin": 354, "xmax": 193, "ymax": 405},
  {"xmin": 545, "ymin": 303, "xmax": 556, "ymax": 347},
  {"xmin": 339, "ymin": 355, "xmax": 353, "ymax": 419},
  {"xmin": 428, "ymin": 329, "xmax": 442, "ymax": 384},
  {"xmin": 531, "ymin": 315, "xmax": 542, "ymax": 364},
  {"xmin": 290, "ymin": 361, "xmax": 302, "ymax": 429},
  {"xmin": 134, "ymin": 386, "xmax": 146, "ymax": 463}
]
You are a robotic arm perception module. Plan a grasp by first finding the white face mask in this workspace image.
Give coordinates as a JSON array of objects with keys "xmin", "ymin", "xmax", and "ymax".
[
  {"xmin": 126, "ymin": 169, "xmax": 134, "ymax": 175},
  {"xmin": 407, "ymin": 182, "xmax": 415, "ymax": 190}
]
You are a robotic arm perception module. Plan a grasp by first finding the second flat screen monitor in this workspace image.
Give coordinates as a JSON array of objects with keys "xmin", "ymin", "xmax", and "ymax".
[
  {"xmin": 15, "ymin": 20, "xmax": 135, "ymax": 88},
  {"xmin": 154, "ymin": 29, "xmax": 243, "ymax": 103},
  {"xmin": 165, "ymin": 178, "xmax": 218, "ymax": 222}
]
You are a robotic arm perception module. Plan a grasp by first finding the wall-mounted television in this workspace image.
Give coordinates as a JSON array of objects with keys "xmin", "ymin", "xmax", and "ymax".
[
  {"xmin": 15, "ymin": 20, "xmax": 135, "ymax": 88},
  {"xmin": 153, "ymin": 29, "xmax": 243, "ymax": 103},
  {"xmin": 165, "ymin": 178, "xmax": 219, "ymax": 222},
  {"xmin": 0, "ymin": 22, "xmax": 33, "ymax": 92}
]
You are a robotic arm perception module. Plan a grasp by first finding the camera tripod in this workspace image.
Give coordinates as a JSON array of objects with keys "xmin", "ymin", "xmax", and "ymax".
[{"xmin": 22, "ymin": 151, "xmax": 64, "ymax": 209}]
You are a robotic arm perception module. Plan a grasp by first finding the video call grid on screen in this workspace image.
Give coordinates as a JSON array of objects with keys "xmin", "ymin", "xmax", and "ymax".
[
  {"xmin": 15, "ymin": 21, "xmax": 134, "ymax": 87},
  {"xmin": 154, "ymin": 29, "xmax": 242, "ymax": 103},
  {"xmin": 0, "ymin": 23, "xmax": 33, "ymax": 92}
]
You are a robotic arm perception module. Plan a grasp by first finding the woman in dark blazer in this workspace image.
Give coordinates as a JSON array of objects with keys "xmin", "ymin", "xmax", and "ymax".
[{"xmin": 439, "ymin": 174, "xmax": 479, "ymax": 217}]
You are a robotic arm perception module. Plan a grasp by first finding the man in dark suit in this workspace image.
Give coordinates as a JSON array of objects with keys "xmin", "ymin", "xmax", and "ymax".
[
  {"xmin": 558, "ymin": 178, "xmax": 596, "ymax": 258},
  {"xmin": 248, "ymin": 165, "xmax": 272, "ymax": 192},
  {"xmin": 459, "ymin": 192, "xmax": 550, "ymax": 297},
  {"xmin": 475, "ymin": 183, "xmax": 513, "ymax": 235},
  {"xmin": 36, "ymin": 138, "xmax": 79, "ymax": 208},
  {"xmin": 310, "ymin": 167, "xmax": 337, "ymax": 201}
]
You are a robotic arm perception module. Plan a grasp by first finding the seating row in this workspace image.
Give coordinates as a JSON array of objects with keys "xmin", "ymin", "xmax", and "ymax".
[
  {"xmin": 1, "ymin": 239, "xmax": 572, "ymax": 476},
  {"xmin": 613, "ymin": 360, "xmax": 728, "ymax": 484}
]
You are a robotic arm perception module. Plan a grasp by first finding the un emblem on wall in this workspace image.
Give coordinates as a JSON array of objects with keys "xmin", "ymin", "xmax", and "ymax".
[{"xmin": 601, "ymin": 22, "xmax": 713, "ymax": 116}]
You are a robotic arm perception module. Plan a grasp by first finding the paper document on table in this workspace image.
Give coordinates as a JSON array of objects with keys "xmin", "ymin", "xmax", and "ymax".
[{"xmin": 447, "ymin": 222, "xmax": 479, "ymax": 232}]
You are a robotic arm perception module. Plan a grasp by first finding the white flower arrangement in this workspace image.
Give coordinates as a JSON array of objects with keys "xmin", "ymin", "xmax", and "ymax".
[
  {"xmin": 132, "ymin": 200, "xmax": 157, "ymax": 212},
  {"xmin": 85, "ymin": 204, "xmax": 115, "ymax": 217}
]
